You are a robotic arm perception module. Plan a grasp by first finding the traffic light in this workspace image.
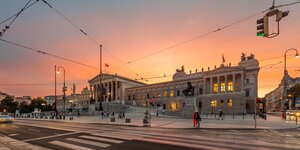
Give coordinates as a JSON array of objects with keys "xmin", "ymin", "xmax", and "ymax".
[
  {"xmin": 276, "ymin": 10, "xmax": 289, "ymax": 22},
  {"xmin": 257, "ymin": 15, "xmax": 269, "ymax": 37}
]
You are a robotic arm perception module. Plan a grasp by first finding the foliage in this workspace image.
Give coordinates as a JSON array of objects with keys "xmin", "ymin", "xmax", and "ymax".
[{"xmin": 0, "ymin": 96, "xmax": 18, "ymax": 113}]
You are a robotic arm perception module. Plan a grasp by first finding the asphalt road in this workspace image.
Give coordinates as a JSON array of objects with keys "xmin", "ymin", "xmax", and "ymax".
[{"xmin": 0, "ymin": 120, "xmax": 299, "ymax": 150}]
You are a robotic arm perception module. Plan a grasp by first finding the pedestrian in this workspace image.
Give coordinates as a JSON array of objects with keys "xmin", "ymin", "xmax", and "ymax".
[
  {"xmin": 156, "ymin": 109, "xmax": 159, "ymax": 117},
  {"xmin": 77, "ymin": 110, "xmax": 80, "ymax": 118},
  {"xmin": 122, "ymin": 112, "xmax": 125, "ymax": 119},
  {"xmin": 195, "ymin": 112, "xmax": 201, "ymax": 128},
  {"xmin": 219, "ymin": 109, "xmax": 223, "ymax": 120},
  {"xmin": 112, "ymin": 112, "xmax": 115, "ymax": 118},
  {"xmin": 192, "ymin": 112, "xmax": 197, "ymax": 127}
]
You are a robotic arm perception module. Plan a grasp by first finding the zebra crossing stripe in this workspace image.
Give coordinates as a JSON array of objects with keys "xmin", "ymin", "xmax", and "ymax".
[
  {"xmin": 67, "ymin": 138, "xmax": 111, "ymax": 148},
  {"xmin": 91, "ymin": 133, "xmax": 135, "ymax": 140},
  {"xmin": 80, "ymin": 135, "xmax": 124, "ymax": 143},
  {"xmin": 49, "ymin": 141, "xmax": 94, "ymax": 150}
]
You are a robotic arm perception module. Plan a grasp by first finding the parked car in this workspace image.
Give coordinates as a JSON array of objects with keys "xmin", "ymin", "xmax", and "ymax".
[{"xmin": 0, "ymin": 115, "xmax": 14, "ymax": 123}]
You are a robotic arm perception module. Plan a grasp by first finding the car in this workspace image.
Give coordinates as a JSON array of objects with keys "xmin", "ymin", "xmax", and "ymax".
[{"xmin": 0, "ymin": 115, "xmax": 14, "ymax": 123}]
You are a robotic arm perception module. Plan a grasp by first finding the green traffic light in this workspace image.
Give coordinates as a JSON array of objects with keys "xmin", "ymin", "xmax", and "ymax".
[{"xmin": 257, "ymin": 33, "xmax": 264, "ymax": 36}]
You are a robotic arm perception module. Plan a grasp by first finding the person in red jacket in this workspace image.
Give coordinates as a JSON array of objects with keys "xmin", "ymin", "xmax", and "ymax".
[{"xmin": 192, "ymin": 112, "xmax": 197, "ymax": 127}]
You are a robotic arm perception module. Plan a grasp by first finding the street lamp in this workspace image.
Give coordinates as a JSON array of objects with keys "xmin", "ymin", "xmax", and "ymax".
[
  {"xmin": 283, "ymin": 48, "xmax": 299, "ymax": 119},
  {"xmin": 57, "ymin": 66, "xmax": 66, "ymax": 117}
]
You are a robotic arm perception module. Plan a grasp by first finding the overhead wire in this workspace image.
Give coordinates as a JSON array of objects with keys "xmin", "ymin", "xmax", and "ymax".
[
  {"xmin": 40, "ymin": 0, "xmax": 144, "ymax": 80},
  {"xmin": 0, "ymin": 0, "xmax": 38, "ymax": 38},
  {"xmin": 0, "ymin": 38, "xmax": 99, "ymax": 70}
]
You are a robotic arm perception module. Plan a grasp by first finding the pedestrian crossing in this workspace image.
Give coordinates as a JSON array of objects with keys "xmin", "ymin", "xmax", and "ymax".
[
  {"xmin": 43, "ymin": 130, "xmax": 300, "ymax": 150},
  {"xmin": 47, "ymin": 133, "xmax": 128, "ymax": 150}
]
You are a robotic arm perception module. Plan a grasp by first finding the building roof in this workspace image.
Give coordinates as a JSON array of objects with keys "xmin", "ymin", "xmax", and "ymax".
[{"xmin": 88, "ymin": 73, "xmax": 146, "ymax": 85}]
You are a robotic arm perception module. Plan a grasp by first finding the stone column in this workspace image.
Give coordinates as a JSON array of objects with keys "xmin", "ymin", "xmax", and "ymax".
[
  {"xmin": 233, "ymin": 74, "xmax": 236, "ymax": 92},
  {"xmin": 210, "ymin": 78, "xmax": 213, "ymax": 94},
  {"xmin": 114, "ymin": 81, "xmax": 118, "ymax": 101},
  {"xmin": 203, "ymin": 79, "xmax": 206, "ymax": 94},
  {"xmin": 241, "ymin": 73, "xmax": 244, "ymax": 91},
  {"xmin": 225, "ymin": 75, "xmax": 228, "ymax": 93},
  {"xmin": 217, "ymin": 76, "xmax": 220, "ymax": 93}
]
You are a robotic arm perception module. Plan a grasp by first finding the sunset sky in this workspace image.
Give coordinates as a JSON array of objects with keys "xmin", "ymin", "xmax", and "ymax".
[{"xmin": 1, "ymin": 0, "xmax": 300, "ymax": 98}]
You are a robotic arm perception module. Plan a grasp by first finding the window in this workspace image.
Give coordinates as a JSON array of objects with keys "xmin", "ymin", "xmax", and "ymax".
[
  {"xmin": 220, "ymin": 83, "xmax": 225, "ymax": 92},
  {"xmin": 157, "ymin": 92, "xmax": 161, "ymax": 97},
  {"xmin": 199, "ymin": 102, "xmax": 202, "ymax": 108},
  {"xmin": 163, "ymin": 91, "xmax": 168, "ymax": 97},
  {"xmin": 133, "ymin": 95, "xmax": 135, "ymax": 100},
  {"xmin": 220, "ymin": 100, "xmax": 224, "ymax": 107},
  {"xmin": 211, "ymin": 100, "xmax": 217, "ymax": 108},
  {"xmin": 227, "ymin": 99, "xmax": 232, "ymax": 108},
  {"xmin": 177, "ymin": 90, "xmax": 180, "ymax": 96},
  {"xmin": 246, "ymin": 79, "xmax": 250, "ymax": 84},
  {"xmin": 128, "ymin": 96, "xmax": 131, "ymax": 101},
  {"xmin": 246, "ymin": 90, "xmax": 250, "ymax": 97},
  {"xmin": 213, "ymin": 83, "xmax": 218, "ymax": 93},
  {"xmin": 170, "ymin": 91, "xmax": 174, "ymax": 97},
  {"xmin": 147, "ymin": 93, "xmax": 150, "ymax": 99},
  {"xmin": 199, "ymin": 88, "xmax": 203, "ymax": 95},
  {"xmin": 228, "ymin": 81, "xmax": 234, "ymax": 92}
]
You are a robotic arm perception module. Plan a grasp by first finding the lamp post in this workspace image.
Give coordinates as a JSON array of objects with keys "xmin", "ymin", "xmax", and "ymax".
[
  {"xmin": 57, "ymin": 66, "xmax": 66, "ymax": 116},
  {"xmin": 283, "ymin": 48, "xmax": 299, "ymax": 119}
]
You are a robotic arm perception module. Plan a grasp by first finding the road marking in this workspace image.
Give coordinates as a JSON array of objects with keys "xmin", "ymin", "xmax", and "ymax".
[
  {"xmin": 28, "ymin": 129, "xmax": 40, "ymax": 132},
  {"xmin": 8, "ymin": 134, "xmax": 19, "ymax": 137},
  {"xmin": 23, "ymin": 131, "xmax": 81, "ymax": 142},
  {"xmin": 49, "ymin": 141, "xmax": 93, "ymax": 150},
  {"xmin": 67, "ymin": 138, "xmax": 110, "ymax": 148},
  {"xmin": 80, "ymin": 135, "xmax": 124, "ymax": 143},
  {"xmin": 91, "ymin": 133, "xmax": 135, "ymax": 140},
  {"xmin": 0, "ymin": 147, "xmax": 11, "ymax": 150}
]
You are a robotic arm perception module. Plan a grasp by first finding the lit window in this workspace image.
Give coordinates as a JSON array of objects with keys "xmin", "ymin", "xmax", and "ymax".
[
  {"xmin": 164, "ymin": 91, "xmax": 167, "ymax": 97},
  {"xmin": 220, "ymin": 83, "xmax": 225, "ymax": 92},
  {"xmin": 170, "ymin": 91, "xmax": 174, "ymax": 97},
  {"xmin": 227, "ymin": 99, "xmax": 232, "ymax": 108},
  {"xmin": 228, "ymin": 81, "xmax": 234, "ymax": 92},
  {"xmin": 211, "ymin": 100, "xmax": 217, "ymax": 108},
  {"xmin": 157, "ymin": 92, "xmax": 161, "ymax": 97},
  {"xmin": 220, "ymin": 100, "xmax": 224, "ymax": 107},
  {"xmin": 213, "ymin": 83, "xmax": 218, "ymax": 93}
]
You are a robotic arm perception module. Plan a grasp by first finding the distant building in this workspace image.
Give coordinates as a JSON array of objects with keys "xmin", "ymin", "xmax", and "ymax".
[
  {"xmin": 126, "ymin": 53, "xmax": 259, "ymax": 115},
  {"xmin": 265, "ymin": 75, "xmax": 300, "ymax": 111},
  {"xmin": 44, "ymin": 95, "xmax": 63, "ymax": 106}
]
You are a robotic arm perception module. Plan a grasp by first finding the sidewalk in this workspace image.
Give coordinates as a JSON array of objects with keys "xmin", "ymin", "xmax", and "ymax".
[
  {"xmin": 17, "ymin": 113, "xmax": 300, "ymax": 129},
  {"xmin": 0, "ymin": 135, "xmax": 49, "ymax": 150}
]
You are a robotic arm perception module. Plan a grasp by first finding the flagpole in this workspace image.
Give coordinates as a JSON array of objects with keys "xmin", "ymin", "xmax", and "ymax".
[{"xmin": 99, "ymin": 45, "xmax": 102, "ymax": 103}]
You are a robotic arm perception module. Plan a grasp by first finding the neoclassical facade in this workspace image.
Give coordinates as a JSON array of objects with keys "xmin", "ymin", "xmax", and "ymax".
[
  {"xmin": 126, "ymin": 54, "xmax": 259, "ymax": 114},
  {"xmin": 89, "ymin": 73, "xmax": 145, "ymax": 102}
]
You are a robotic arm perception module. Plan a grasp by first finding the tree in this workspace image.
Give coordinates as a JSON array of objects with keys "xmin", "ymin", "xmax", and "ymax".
[
  {"xmin": 287, "ymin": 84, "xmax": 300, "ymax": 109},
  {"xmin": 0, "ymin": 96, "xmax": 18, "ymax": 113},
  {"xmin": 29, "ymin": 97, "xmax": 52, "ymax": 112},
  {"xmin": 20, "ymin": 101, "xmax": 31, "ymax": 113}
]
